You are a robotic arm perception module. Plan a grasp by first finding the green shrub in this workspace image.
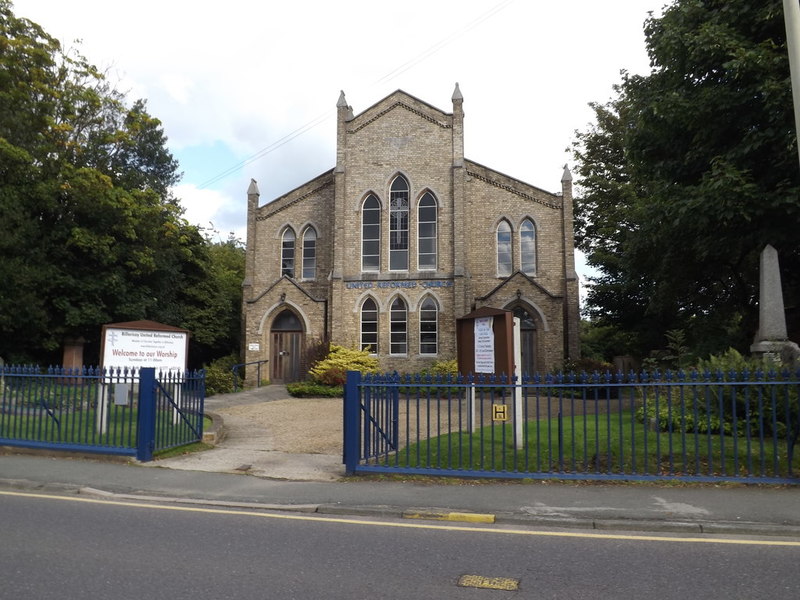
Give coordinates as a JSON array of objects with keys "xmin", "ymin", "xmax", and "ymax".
[
  {"xmin": 429, "ymin": 358, "xmax": 458, "ymax": 377},
  {"xmin": 636, "ymin": 348, "xmax": 798, "ymax": 438},
  {"xmin": 397, "ymin": 358, "xmax": 461, "ymax": 396},
  {"xmin": 286, "ymin": 381, "xmax": 343, "ymax": 397},
  {"xmin": 561, "ymin": 357, "xmax": 615, "ymax": 374},
  {"xmin": 309, "ymin": 344, "xmax": 379, "ymax": 386},
  {"xmin": 203, "ymin": 353, "xmax": 242, "ymax": 396}
]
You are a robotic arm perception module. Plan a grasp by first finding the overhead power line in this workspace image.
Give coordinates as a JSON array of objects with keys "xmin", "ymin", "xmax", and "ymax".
[{"xmin": 197, "ymin": 0, "xmax": 514, "ymax": 189}]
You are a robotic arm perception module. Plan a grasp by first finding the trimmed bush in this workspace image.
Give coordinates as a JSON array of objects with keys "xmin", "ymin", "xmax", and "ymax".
[
  {"xmin": 309, "ymin": 344, "xmax": 378, "ymax": 386},
  {"xmin": 286, "ymin": 381, "xmax": 343, "ymax": 398},
  {"xmin": 429, "ymin": 358, "xmax": 458, "ymax": 377}
]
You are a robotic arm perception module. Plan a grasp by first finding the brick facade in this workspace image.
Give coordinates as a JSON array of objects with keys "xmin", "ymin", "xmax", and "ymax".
[{"xmin": 242, "ymin": 86, "xmax": 580, "ymax": 383}]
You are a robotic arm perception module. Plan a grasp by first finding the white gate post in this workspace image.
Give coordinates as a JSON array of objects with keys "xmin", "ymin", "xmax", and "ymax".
[{"xmin": 513, "ymin": 317, "xmax": 523, "ymax": 450}]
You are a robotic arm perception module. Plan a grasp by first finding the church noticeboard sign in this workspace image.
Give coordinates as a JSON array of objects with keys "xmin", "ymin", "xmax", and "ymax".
[
  {"xmin": 101, "ymin": 320, "xmax": 189, "ymax": 374},
  {"xmin": 474, "ymin": 317, "xmax": 495, "ymax": 373},
  {"xmin": 456, "ymin": 307, "xmax": 514, "ymax": 378}
]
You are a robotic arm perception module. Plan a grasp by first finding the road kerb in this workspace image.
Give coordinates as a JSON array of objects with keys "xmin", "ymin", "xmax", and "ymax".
[{"xmin": 402, "ymin": 510, "xmax": 496, "ymax": 524}]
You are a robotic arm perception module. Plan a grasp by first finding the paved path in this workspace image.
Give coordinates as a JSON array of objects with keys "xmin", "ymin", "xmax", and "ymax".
[{"xmin": 146, "ymin": 386, "xmax": 344, "ymax": 481}]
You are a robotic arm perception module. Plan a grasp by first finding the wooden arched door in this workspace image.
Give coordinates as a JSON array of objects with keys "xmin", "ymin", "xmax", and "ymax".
[{"xmin": 270, "ymin": 310, "xmax": 304, "ymax": 383}]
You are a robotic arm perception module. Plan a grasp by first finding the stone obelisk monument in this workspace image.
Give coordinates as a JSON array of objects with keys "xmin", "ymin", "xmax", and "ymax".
[{"xmin": 750, "ymin": 244, "xmax": 800, "ymax": 364}]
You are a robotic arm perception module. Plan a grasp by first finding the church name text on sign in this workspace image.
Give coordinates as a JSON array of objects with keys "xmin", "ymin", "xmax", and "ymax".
[{"xmin": 345, "ymin": 280, "xmax": 454, "ymax": 290}]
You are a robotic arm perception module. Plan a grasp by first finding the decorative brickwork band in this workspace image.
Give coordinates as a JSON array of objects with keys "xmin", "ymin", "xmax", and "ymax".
[
  {"xmin": 466, "ymin": 170, "xmax": 560, "ymax": 209},
  {"xmin": 256, "ymin": 180, "xmax": 334, "ymax": 221},
  {"xmin": 348, "ymin": 102, "xmax": 452, "ymax": 134}
]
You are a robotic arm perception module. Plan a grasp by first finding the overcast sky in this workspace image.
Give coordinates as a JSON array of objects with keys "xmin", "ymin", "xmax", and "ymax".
[{"xmin": 13, "ymin": 0, "xmax": 667, "ymax": 269}]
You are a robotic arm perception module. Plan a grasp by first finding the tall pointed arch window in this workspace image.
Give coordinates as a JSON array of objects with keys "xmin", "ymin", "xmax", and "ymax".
[
  {"xmin": 281, "ymin": 228, "xmax": 295, "ymax": 277},
  {"xmin": 389, "ymin": 176, "xmax": 409, "ymax": 271},
  {"xmin": 419, "ymin": 297, "xmax": 438, "ymax": 355},
  {"xmin": 417, "ymin": 192, "xmax": 437, "ymax": 270},
  {"xmin": 361, "ymin": 195, "xmax": 380, "ymax": 272},
  {"xmin": 520, "ymin": 219, "xmax": 536, "ymax": 275},
  {"xmin": 302, "ymin": 227, "xmax": 317, "ymax": 280},
  {"xmin": 390, "ymin": 297, "xmax": 407, "ymax": 354},
  {"xmin": 496, "ymin": 220, "xmax": 512, "ymax": 277},
  {"xmin": 360, "ymin": 298, "xmax": 378, "ymax": 353}
]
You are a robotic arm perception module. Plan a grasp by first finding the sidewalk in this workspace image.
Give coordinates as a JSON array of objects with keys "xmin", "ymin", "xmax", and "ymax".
[
  {"xmin": 1, "ymin": 385, "xmax": 799, "ymax": 537},
  {"xmin": 2, "ymin": 454, "xmax": 800, "ymax": 536}
]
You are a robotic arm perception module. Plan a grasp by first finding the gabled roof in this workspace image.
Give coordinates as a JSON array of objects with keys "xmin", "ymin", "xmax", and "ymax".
[
  {"xmin": 258, "ymin": 169, "xmax": 335, "ymax": 219},
  {"xmin": 476, "ymin": 271, "xmax": 562, "ymax": 302},
  {"xmin": 354, "ymin": 89, "xmax": 452, "ymax": 119},
  {"xmin": 346, "ymin": 89, "xmax": 453, "ymax": 134},
  {"xmin": 247, "ymin": 275, "xmax": 326, "ymax": 305},
  {"xmin": 464, "ymin": 159, "xmax": 560, "ymax": 205}
]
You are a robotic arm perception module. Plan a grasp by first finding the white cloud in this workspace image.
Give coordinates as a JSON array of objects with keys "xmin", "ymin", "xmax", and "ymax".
[
  {"xmin": 173, "ymin": 184, "xmax": 245, "ymax": 241},
  {"xmin": 14, "ymin": 0, "xmax": 665, "ymax": 270},
  {"xmin": 159, "ymin": 74, "xmax": 194, "ymax": 105}
]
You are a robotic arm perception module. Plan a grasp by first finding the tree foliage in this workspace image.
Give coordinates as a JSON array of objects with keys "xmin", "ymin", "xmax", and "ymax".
[
  {"xmin": 0, "ymin": 2, "xmax": 241, "ymax": 366},
  {"xmin": 574, "ymin": 0, "xmax": 800, "ymax": 359}
]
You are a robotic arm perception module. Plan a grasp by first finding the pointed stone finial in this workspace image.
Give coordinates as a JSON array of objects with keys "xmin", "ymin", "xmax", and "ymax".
[
  {"xmin": 452, "ymin": 82, "xmax": 463, "ymax": 102},
  {"xmin": 561, "ymin": 164, "xmax": 573, "ymax": 182},
  {"xmin": 247, "ymin": 178, "xmax": 259, "ymax": 196},
  {"xmin": 751, "ymin": 244, "xmax": 800, "ymax": 363},
  {"xmin": 337, "ymin": 90, "xmax": 348, "ymax": 108},
  {"xmin": 754, "ymin": 244, "xmax": 788, "ymax": 342}
]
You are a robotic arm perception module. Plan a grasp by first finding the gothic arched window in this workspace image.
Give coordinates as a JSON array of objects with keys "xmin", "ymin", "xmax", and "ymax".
[
  {"xmin": 360, "ymin": 297, "xmax": 378, "ymax": 353},
  {"xmin": 417, "ymin": 192, "xmax": 437, "ymax": 270},
  {"xmin": 281, "ymin": 228, "xmax": 295, "ymax": 277},
  {"xmin": 520, "ymin": 219, "xmax": 536, "ymax": 275},
  {"xmin": 496, "ymin": 220, "xmax": 512, "ymax": 277},
  {"xmin": 419, "ymin": 297, "xmax": 438, "ymax": 355},
  {"xmin": 389, "ymin": 176, "xmax": 409, "ymax": 271},
  {"xmin": 390, "ymin": 297, "xmax": 407, "ymax": 354},
  {"xmin": 361, "ymin": 195, "xmax": 380, "ymax": 272},
  {"xmin": 302, "ymin": 226, "xmax": 317, "ymax": 280}
]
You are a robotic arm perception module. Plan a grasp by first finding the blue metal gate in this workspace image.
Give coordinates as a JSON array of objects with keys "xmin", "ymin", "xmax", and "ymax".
[
  {"xmin": 343, "ymin": 369, "xmax": 800, "ymax": 484},
  {"xmin": 0, "ymin": 365, "xmax": 205, "ymax": 461}
]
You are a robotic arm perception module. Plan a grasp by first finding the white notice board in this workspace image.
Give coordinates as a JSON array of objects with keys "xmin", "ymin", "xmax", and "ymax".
[{"xmin": 474, "ymin": 316, "xmax": 495, "ymax": 374}]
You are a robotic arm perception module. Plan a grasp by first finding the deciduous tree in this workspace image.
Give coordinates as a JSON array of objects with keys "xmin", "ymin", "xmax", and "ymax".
[
  {"xmin": 574, "ymin": 0, "xmax": 800, "ymax": 359},
  {"xmin": 0, "ymin": 2, "xmax": 233, "ymax": 365}
]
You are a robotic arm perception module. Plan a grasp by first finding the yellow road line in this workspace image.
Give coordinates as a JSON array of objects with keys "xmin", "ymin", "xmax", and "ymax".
[{"xmin": 2, "ymin": 489, "xmax": 799, "ymax": 547}]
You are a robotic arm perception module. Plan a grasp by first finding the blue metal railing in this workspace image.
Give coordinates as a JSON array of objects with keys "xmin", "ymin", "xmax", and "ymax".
[
  {"xmin": 343, "ymin": 369, "xmax": 800, "ymax": 484},
  {"xmin": 0, "ymin": 365, "xmax": 205, "ymax": 461}
]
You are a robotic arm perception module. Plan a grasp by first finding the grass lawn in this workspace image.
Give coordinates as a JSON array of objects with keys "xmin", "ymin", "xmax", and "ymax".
[
  {"xmin": 1, "ymin": 377, "xmax": 207, "ymax": 452},
  {"xmin": 0, "ymin": 405, "xmax": 205, "ymax": 450},
  {"xmin": 377, "ymin": 409, "xmax": 799, "ymax": 479}
]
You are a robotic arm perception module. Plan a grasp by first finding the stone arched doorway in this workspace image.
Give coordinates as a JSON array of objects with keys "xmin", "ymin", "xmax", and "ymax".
[
  {"xmin": 270, "ymin": 309, "xmax": 304, "ymax": 383},
  {"xmin": 511, "ymin": 305, "xmax": 538, "ymax": 375}
]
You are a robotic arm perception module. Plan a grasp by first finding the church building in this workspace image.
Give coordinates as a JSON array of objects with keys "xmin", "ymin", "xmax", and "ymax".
[{"xmin": 241, "ymin": 86, "xmax": 580, "ymax": 383}]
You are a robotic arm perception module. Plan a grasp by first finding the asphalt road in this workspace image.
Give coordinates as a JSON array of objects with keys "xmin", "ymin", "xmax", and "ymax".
[{"xmin": 2, "ymin": 490, "xmax": 798, "ymax": 599}]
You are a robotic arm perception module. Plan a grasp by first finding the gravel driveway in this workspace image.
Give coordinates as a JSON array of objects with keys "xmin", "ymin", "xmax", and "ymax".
[{"xmin": 218, "ymin": 397, "xmax": 343, "ymax": 455}]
